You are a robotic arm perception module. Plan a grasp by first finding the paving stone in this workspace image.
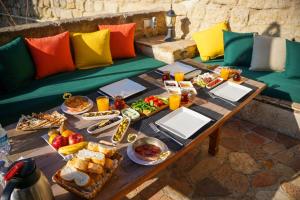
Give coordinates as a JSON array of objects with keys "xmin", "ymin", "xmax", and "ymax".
[
  {"xmin": 287, "ymin": 157, "xmax": 300, "ymax": 171},
  {"xmin": 272, "ymin": 163, "xmax": 295, "ymax": 179},
  {"xmin": 229, "ymin": 152, "xmax": 260, "ymax": 174},
  {"xmin": 262, "ymin": 142, "xmax": 286, "ymax": 155},
  {"xmin": 192, "ymin": 177, "xmax": 231, "ymax": 198},
  {"xmin": 275, "ymin": 133, "xmax": 300, "ymax": 148},
  {"xmin": 255, "ymin": 190, "xmax": 290, "ymax": 200},
  {"xmin": 260, "ymin": 159, "xmax": 274, "ymax": 170},
  {"xmin": 213, "ymin": 164, "xmax": 249, "ymax": 195},
  {"xmin": 252, "ymin": 171, "xmax": 279, "ymax": 188},
  {"xmin": 253, "ymin": 126, "xmax": 277, "ymax": 140},
  {"xmin": 188, "ymin": 157, "xmax": 222, "ymax": 183},
  {"xmin": 245, "ymin": 132, "xmax": 268, "ymax": 145},
  {"xmin": 281, "ymin": 182, "xmax": 300, "ymax": 200},
  {"xmin": 221, "ymin": 137, "xmax": 244, "ymax": 152}
]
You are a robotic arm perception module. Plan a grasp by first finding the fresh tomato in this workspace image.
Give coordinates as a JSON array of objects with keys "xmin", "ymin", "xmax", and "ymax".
[
  {"xmin": 148, "ymin": 96, "xmax": 155, "ymax": 100},
  {"xmin": 154, "ymin": 102, "xmax": 160, "ymax": 107},
  {"xmin": 144, "ymin": 97, "xmax": 150, "ymax": 103},
  {"xmin": 157, "ymin": 100, "xmax": 164, "ymax": 106}
]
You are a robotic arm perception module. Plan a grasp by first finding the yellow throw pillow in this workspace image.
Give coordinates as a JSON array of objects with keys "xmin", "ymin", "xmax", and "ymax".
[
  {"xmin": 192, "ymin": 22, "xmax": 229, "ymax": 61},
  {"xmin": 70, "ymin": 30, "xmax": 113, "ymax": 69}
]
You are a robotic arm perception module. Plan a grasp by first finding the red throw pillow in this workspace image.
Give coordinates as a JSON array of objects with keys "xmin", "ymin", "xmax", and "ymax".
[
  {"xmin": 26, "ymin": 32, "xmax": 75, "ymax": 79},
  {"xmin": 98, "ymin": 23, "xmax": 136, "ymax": 59}
]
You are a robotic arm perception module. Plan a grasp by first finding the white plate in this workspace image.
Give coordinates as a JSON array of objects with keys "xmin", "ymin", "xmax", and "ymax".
[
  {"xmin": 61, "ymin": 97, "xmax": 93, "ymax": 115},
  {"xmin": 156, "ymin": 107, "xmax": 212, "ymax": 139},
  {"xmin": 81, "ymin": 110, "xmax": 120, "ymax": 121},
  {"xmin": 126, "ymin": 143, "xmax": 168, "ymax": 166},
  {"xmin": 41, "ymin": 134, "xmax": 73, "ymax": 161},
  {"xmin": 87, "ymin": 116, "xmax": 123, "ymax": 135},
  {"xmin": 157, "ymin": 62, "xmax": 196, "ymax": 76},
  {"xmin": 99, "ymin": 79, "xmax": 146, "ymax": 99},
  {"xmin": 209, "ymin": 81, "xmax": 252, "ymax": 102}
]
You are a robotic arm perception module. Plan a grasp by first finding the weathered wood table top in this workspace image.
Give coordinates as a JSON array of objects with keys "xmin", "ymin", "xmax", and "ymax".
[{"xmin": 5, "ymin": 59, "xmax": 266, "ymax": 200}]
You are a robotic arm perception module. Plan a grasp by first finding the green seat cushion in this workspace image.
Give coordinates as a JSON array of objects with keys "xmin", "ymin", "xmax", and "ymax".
[
  {"xmin": 223, "ymin": 31, "xmax": 254, "ymax": 67},
  {"xmin": 0, "ymin": 55, "xmax": 165, "ymax": 125},
  {"xmin": 0, "ymin": 37, "xmax": 35, "ymax": 91},
  {"xmin": 285, "ymin": 40, "xmax": 300, "ymax": 78},
  {"xmin": 193, "ymin": 56, "xmax": 300, "ymax": 103}
]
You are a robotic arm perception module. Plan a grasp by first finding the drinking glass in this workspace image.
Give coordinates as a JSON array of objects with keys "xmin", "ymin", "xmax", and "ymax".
[
  {"xmin": 162, "ymin": 71, "xmax": 171, "ymax": 82},
  {"xmin": 174, "ymin": 72, "xmax": 184, "ymax": 82},
  {"xmin": 114, "ymin": 96, "xmax": 126, "ymax": 110},
  {"xmin": 96, "ymin": 96, "xmax": 109, "ymax": 111},
  {"xmin": 220, "ymin": 68, "xmax": 230, "ymax": 80},
  {"xmin": 181, "ymin": 90, "xmax": 189, "ymax": 104},
  {"xmin": 169, "ymin": 94, "xmax": 181, "ymax": 110}
]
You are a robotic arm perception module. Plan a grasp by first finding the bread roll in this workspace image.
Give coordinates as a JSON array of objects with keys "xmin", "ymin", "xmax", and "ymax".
[
  {"xmin": 60, "ymin": 166, "xmax": 77, "ymax": 181},
  {"xmin": 87, "ymin": 162, "xmax": 104, "ymax": 174},
  {"xmin": 87, "ymin": 142, "xmax": 116, "ymax": 157},
  {"xmin": 77, "ymin": 149, "xmax": 105, "ymax": 166},
  {"xmin": 60, "ymin": 166, "xmax": 90, "ymax": 187},
  {"xmin": 67, "ymin": 157, "xmax": 89, "ymax": 171},
  {"xmin": 104, "ymin": 158, "xmax": 114, "ymax": 169}
]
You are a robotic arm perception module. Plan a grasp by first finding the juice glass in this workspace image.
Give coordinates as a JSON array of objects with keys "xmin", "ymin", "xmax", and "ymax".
[
  {"xmin": 220, "ymin": 68, "xmax": 230, "ymax": 80},
  {"xmin": 169, "ymin": 94, "xmax": 181, "ymax": 110},
  {"xmin": 174, "ymin": 72, "xmax": 184, "ymax": 82},
  {"xmin": 96, "ymin": 96, "xmax": 109, "ymax": 111}
]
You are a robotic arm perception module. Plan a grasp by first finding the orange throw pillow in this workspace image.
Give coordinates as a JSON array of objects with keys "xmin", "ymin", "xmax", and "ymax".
[
  {"xmin": 26, "ymin": 32, "xmax": 75, "ymax": 79},
  {"xmin": 98, "ymin": 23, "xmax": 136, "ymax": 59}
]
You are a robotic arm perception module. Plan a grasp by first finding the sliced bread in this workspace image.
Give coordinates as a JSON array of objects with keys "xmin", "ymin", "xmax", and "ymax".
[
  {"xmin": 67, "ymin": 157, "xmax": 89, "ymax": 171},
  {"xmin": 77, "ymin": 149, "xmax": 105, "ymax": 166},
  {"xmin": 60, "ymin": 166, "xmax": 90, "ymax": 187},
  {"xmin": 87, "ymin": 162, "xmax": 104, "ymax": 174},
  {"xmin": 87, "ymin": 142, "xmax": 116, "ymax": 157}
]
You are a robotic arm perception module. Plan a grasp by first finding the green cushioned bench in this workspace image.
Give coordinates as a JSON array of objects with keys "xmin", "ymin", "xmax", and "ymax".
[
  {"xmin": 193, "ymin": 56, "xmax": 300, "ymax": 104},
  {"xmin": 0, "ymin": 55, "xmax": 165, "ymax": 126}
]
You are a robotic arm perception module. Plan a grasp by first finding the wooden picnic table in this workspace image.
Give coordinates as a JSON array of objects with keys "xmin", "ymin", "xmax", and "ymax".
[{"xmin": 5, "ymin": 59, "xmax": 266, "ymax": 200}]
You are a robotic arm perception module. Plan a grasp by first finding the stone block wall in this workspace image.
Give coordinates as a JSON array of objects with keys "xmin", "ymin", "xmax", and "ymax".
[
  {"xmin": 0, "ymin": 0, "xmax": 300, "ymax": 41},
  {"xmin": 0, "ymin": 10, "xmax": 166, "ymax": 45}
]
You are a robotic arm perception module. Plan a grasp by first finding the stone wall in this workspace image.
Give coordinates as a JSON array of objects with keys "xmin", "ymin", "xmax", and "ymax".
[
  {"xmin": 0, "ymin": 10, "xmax": 166, "ymax": 45},
  {"xmin": 0, "ymin": 0, "xmax": 300, "ymax": 41}
]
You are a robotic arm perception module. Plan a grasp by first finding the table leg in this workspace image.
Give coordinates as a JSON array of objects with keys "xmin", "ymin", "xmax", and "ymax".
[{"xmin": 208, "ymin": 127, "xmax": 221, "ymax": 156}]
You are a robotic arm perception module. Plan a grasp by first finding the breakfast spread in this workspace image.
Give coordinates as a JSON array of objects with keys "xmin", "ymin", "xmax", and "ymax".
[
  {"xmin": 81, "ymin": 110, "xmax": 120, "ymax": 120},
  {"xmin": 87, "ymin": 116, "xmax": 123, "ymax": 135},
  {"xmin": 16, "ymin": 111, "xmax": 66, "ymax": 131},
  {"xmin": 112, "ymin": 117, "xmax": 130, "ymax": 143},
  {"xmin": 52, "ymin": 141, "xmax": 122, "ymax": 199},
  {"xmin": 64, "ymin": 96, "xmax": 91, "ymax": 113}
]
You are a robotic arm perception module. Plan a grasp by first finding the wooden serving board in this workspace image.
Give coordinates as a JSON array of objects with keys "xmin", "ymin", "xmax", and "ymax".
[{"xmin": 143, "ymin": 104, "xmax": 169, "ymax": 117}]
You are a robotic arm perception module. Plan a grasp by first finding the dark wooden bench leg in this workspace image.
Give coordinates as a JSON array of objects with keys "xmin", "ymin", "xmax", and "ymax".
[{"xmin": 208, "ymin": 127, "xmax": 221, "ymax": 156}]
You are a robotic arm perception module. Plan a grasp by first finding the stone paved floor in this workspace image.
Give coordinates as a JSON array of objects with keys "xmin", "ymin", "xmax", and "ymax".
[{"xmin": 124, "ymin": 118, "xmax": 300, "ymax": 200}]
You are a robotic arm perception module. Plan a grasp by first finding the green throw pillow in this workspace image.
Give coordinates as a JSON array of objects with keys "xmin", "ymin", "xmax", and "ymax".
[
  {"xmin": 0, "ymin": 37, "xmax": 35, "ymax": 91},
  {"xmin": 285, "ymin": 40, "xmax": 300, "ymax": 78},
  {"xmin": 223, "ymin": 31, "xmax": 254, "ymax": 67}
]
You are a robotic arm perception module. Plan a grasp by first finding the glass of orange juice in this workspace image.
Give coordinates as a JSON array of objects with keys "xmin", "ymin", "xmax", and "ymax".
[
  {"xmin": 96, "ymin": 96, "xmax": 109, "ymax": 111},
  {"xmin": 169, "ymin": 94, "xmax": 181, "ymax": 110},
  {"xmin": 220, "ymin": 67, "xmax": 230, "ymax": 80},
  {"xmin": 174, "ymin": 72, "xmax": 184, "ymax": 82}
]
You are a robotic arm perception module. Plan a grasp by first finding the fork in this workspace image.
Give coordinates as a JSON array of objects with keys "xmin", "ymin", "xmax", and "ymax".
[
  {"xmin": 149, "ymin": 122, "xmax": 184, "ymax": 146},
  {"xmin": 207, "ymin": 92, "xmax": 236, "ymax": 107}
]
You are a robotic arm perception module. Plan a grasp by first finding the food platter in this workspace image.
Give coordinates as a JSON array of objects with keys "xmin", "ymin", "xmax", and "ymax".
[
  {"xmin": 127, "ymin": 137, "xmax": 169, "ymax": 166},
  {"xmin": 61, "ymin": 96, "xmax": 94, "ymax": 115},
  {"xmin": 131, "ymin": 96, "xmax": 169, "ymax": 117},
  {"xmin": 52, "ymin": 142, "xmax": 122, "ymax": 199},
  {"xmin": 82, "ymin": 110, "xmax": 120, "ymax": 121},
  {"xmin": 16, "ymin": 111, "xmax": 66, "ymax": 131},
  {"xmin": 111, "ymin": 117, "xmax": 131, "ymax": 143},
  {"xmin": 87, "ymin": 116, "xmax": 123, "ymax": 135}
]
